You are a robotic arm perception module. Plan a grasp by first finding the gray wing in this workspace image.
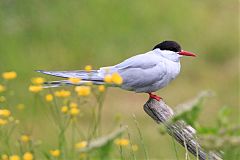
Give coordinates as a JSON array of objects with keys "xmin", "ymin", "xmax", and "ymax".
[
  {"xmin": 115, "ymin": 51, "xmax": 159, "ymax": 69},
  {"xmin": 106, "ymin": 52, "xmax": 167, "ymax": 91}
]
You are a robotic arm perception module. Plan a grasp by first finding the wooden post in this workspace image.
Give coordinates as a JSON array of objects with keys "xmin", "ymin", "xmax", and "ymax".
[{"xmin": 144, "ymin": 98, "xmax": 222, "ymax": 160}]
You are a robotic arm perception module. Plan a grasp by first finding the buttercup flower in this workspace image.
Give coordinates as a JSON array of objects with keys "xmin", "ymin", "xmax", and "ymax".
[
  {"xmin": 0, "ymin": 109, "xmax": 11, "ymax": 117},
  {"xmin": 31, "ymin": 77, "xmax": 45, "ymax": 85},
  {"xmin": 104, "ymin": 74, "xmax": 112, "ymax": 83},
  {"xmin": 111, "ymin": 72, "xmax": 123, "ymax": 85},
  {"xmin": 29, "ymin": 85, "xmax": 43, "ymax": 93},
  {"xmin": 84, "ymin": 65, "xmax": 92, "ymax": 72},
  {"xmin": 2, "ymin": 71, "xmax": 17, "ymax": 80},
  {"xmin": 54, "ymin": 90, "xmax": 71, "ymax": 98},
  {"xmin": 45, "ymin": 94, "xmax": 53, "ymax": 102},
  {"xmin": 9, "ymin": 155, "xmax": 20, "ymax": 160},
  {"xmin": 75, "ymin": 86, "xmax": 91, "ymax": 96},
  {"xmin": 21, "ymin": 135, "xmax": 30, "ymax": 143},
  {"xmin": 98, "ymin": 85, "xmax": 105, "ymax": 92},
  {"xmin": 70, "ymin": 102, "xmax": 78, "ymax": 108},
  {"xmin": 0, "ymin": 85, "xmax": 6, "ymax": 93},
  {"xmin": 23, "ymin": 152, "xmax": 33, "ymax": 160},
  {"xmin": 70, "ymin": 108, "xmax": 80, "ymax": 116},
  {"xmin": 50, "ymin": 149, "xmax": 60, "ymax": 157},
  {"xmin": 114, "ymin": 138, "xmax": 129, "ymax": 146},
  {"xmin": 69, "ymin": 77, "xmax": 81, "ymax": 84},
  {"xmin": 0, "ymin": 119, "xmax": 8, "ymax": 126},
  {"xmin": 75, "ymin": 141, "xmax": 88, "ymax": 149},
  {"xmin": 61, "ymin": 106, "xmax": 68, "ymax": 113}
]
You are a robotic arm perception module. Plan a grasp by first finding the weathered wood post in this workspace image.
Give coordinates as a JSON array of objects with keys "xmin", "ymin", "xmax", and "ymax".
[{"xmin": 143, "ymin": 98, "xmax": 222, "ymax": 160}]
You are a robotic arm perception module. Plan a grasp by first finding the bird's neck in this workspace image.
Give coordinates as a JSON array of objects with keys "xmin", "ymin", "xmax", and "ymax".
[{"xmin": 153, "ymin": 49, "xmax": 181, "ymax": 62}]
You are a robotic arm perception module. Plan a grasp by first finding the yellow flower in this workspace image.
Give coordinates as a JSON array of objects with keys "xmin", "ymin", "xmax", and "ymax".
[
  {"xmin": 9, "ymin": 155, "xmax": 20, "ymax": 160},
  {"xmin": 75, "ymin": 141, "xmax": 88, "ymax": 149},
  {"xmin": 2, "ymin": 72, "xmax": 17, "ymax": 80},
  {"xmin": 45, "ymin": 94, "xmax": 53, "ymax": 102},
  {"xmin": 131, "ymin": 144, "xmax": 138, "ymax": 151},
  {"xmin": 111, "ymin": 72, "xmax": 123, "ymax": 85},
  {"xmin": 23, "ymin": 152, "xmax": 33, "ymax": 160},
  {"xmin": 69, "ymin": 108, "xmax": 80, "ymax": 116},
  {"xmin": 104, "ymin": 74, "xmax": 112, "ymax": 83},
  {"xmin": 31, "ymin": 77, "xmax": 45, "ymax": 85},
  {"xmin": 98, "ymin": 85, "xmax": 105, "ymax": 92},
  {"xmin": 61, "ymin": 106, "xmax": 68, "ymax": 113},
  {"xmin": 69, "ymin": 77, "xmax": 81, "ymax": 84},
  {"xmin": 54, "ymin": 90, "xmax": 71, "ymax": 98},
  {"xmin": 1, "ymin": 154, "xmax": 8, "ymax": 160},
  {"xmin": 0, "ymin": 109, "xmax": 11, "ymax": 117},
  {"xmin": 21, "ymin": 135, "xmax": 30, "ymax": 143},
  {"xmin": 84, "ymin": 65, "xmax": 92, "ymax": 72},
  {"xmin": 114, "ymin": 138, "xmax": 129, "ymax": 146},
  {"xmin": 75, "ymin": 86, "xmax": 91, "ymax": 96},
  {"xmin": 0, "ymin": 119, "xmax": 8, "ymax": 126},
  {"xmin": 0, "ymin": 96, "xmax": 6, "ymax": 103},
  {"xmin": 29, "ymin": 85, "xmax": 43, "ymax": 93},
  {"xmin": 50, "ymin": 149, "xmax": 60, "ymax": 157},
  {"xmin": 70, "ymin": 102, "xmax": 78, "ymax": 108},
  {"xmin": 0, "ymin": 85, "xmax": 6, "ymax": 93}
]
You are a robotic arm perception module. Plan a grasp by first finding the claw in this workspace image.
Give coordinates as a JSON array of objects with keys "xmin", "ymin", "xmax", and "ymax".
[{"xmin": 148, "ymin": 93, "xmax": 162, "ymax": 101}]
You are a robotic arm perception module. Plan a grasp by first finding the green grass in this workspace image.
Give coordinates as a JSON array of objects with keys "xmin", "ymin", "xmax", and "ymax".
[{"xmin": 0, "ymin": 0, "xmax": 239, "ymax": 159}]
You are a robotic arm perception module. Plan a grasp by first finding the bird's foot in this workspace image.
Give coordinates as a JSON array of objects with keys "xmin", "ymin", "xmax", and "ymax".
[{"xmin": 148, "ymin": 93, "xmax": 162, "ymax": 101}]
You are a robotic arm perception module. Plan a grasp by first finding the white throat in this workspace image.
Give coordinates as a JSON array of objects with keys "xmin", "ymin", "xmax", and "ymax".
[{"xmin": 153, "ymin": 49, "xmax": 181, "ymax": 62}]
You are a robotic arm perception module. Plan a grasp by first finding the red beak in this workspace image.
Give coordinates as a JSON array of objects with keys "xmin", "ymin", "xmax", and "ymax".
[{"xmin": 179, "ymin": 50, "xmax": 196, "ymax": 57}]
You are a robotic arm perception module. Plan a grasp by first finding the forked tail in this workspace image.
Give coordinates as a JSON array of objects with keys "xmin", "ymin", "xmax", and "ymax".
[{"xmin": 36, "ymin": 70, "xmax": 105, "ymax": 88}]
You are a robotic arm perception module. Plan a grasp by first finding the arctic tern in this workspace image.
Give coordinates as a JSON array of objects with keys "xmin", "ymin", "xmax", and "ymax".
[{"xmin": 37, "ymin": 41, "xmax": 196, "ymax": 101}]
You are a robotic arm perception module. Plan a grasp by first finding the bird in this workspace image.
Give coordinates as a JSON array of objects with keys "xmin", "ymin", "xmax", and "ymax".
[{"xmin": 37, "ymin": 40, "xmax": 196, "ymax": 101}]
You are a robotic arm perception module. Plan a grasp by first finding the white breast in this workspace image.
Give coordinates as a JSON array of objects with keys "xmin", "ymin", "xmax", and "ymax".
[
  {"xmin": 147, "ymin": 60, "xmax": 180, "ymax": 92},
  {"xmin": 165, "ymin": 59, "xmax": 181, "ymax": 81}
]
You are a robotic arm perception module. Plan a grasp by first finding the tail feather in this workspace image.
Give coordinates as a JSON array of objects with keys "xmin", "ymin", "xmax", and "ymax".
[
  {"xmin": 36, "ymin": 70, "xmax": 103, "ymax": 81},
  {"xmin": 36, "ymin": 70, "xmax": 105, "ymax": 88},
  {"xmin": 43, "ymin": 80, "xmax": 105, "ymax": 88}
]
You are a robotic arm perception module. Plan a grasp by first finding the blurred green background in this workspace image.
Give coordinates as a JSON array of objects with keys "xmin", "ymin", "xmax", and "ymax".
[{"xmin": 0, "ymin": 0, "xmax": 239, "ymax": 159}]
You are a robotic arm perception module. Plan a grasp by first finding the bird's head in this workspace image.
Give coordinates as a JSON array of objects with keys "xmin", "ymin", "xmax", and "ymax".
[{"xmin": 153, "ymin": 41, "xmax": 196, "ymax": 62}]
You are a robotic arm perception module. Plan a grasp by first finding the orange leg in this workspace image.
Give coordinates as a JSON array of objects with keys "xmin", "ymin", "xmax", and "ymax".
[{"xmin": 148, "ymin": 93, "xmax": 162, "ymax": 101}]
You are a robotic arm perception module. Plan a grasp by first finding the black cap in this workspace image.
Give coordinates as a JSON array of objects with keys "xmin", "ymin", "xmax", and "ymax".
[{"xmin": 153, "ymin": 41, "xmax": 181, "ymax": 52}]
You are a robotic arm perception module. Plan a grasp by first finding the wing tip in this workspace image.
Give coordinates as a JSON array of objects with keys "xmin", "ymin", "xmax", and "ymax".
[
  {"xmin": 35, "ymin": 70, "xmax": 44, "ymax": 73},
  {"xmin": 35, "ymin": 70, "xmax": 50, "ymax": 75}
]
